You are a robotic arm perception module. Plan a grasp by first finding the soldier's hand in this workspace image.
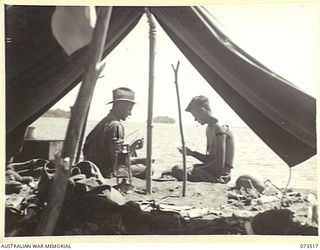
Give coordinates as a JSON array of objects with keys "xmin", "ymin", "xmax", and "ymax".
[
  {"xmin": 131, "ymin": 138, "xmax": 144, "ymax": 151},
  {"xmin": 177, "ymin": 146, "xmax": 193, "ymax": 156}
]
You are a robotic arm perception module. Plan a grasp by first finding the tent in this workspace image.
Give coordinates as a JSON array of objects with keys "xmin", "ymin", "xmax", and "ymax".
[{"xmin": 5, "ymin": 6, "xmax": 316, "ymax": 167}]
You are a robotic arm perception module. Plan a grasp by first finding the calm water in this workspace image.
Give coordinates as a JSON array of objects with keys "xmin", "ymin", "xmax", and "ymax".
[{"xmin": 31, "ymin": 117, "xmax": 317, "ymax": 190}]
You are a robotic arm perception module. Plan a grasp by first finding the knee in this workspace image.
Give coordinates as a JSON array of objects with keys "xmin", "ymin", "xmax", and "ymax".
[
  {"xmin": 171, "ymin": 165, "xmax": 181, "ymax": 172},
  {"xmin": 171, "ymin": 165, "xmax": 184, "ymax": 180},
  {"xmin": 131, "ymin": 164, "xmax": 153, "ymax": 179},
  {"xmin": 171, "ymin": 165, "xmax": 180, "ymax": 175}
]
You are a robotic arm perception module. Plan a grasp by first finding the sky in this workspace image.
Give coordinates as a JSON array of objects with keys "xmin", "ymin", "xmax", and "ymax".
[{"xmin": 52, "ymin": 2, "xmax": 319, "ymax": 127}]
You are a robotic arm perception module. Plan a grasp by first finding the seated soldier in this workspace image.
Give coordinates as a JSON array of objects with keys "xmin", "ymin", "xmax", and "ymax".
[
  {"xmin": 166, "ymin": 95, "xmax": 234, "ymax": 184},
  {"xmin": 83, "ymin": 87, "xmax": 147, "ymax": 179}
]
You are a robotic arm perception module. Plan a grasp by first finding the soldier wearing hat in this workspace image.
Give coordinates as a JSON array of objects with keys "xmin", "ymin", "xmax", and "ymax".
[{"xmin": 83, "ymin": 87, "xmax": 147, "ymax": 178}]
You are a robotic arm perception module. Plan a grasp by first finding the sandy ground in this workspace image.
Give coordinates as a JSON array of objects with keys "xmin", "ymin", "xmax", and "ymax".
[
  {"xmin": 5, "ymin": 171, "xmax": 317, "ymax": 236},
  {"xmin": 125, "ymin": 177, "xmax": 230, "ymax": 208},
  {"xmin": 115, "ymin": 177, "xmax": 317, "ymax": 224}
]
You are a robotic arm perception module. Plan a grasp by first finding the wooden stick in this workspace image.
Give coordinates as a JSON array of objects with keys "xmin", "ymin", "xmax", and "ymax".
[
  {"xmin": 74, "ymin": 106, "xmax": 89, "ymax": 163},
  {"xmin": 145, "ymin": 8, "xmax": 156, "ymax": 194},
  {"xmin": 74, "ymin": 74, "xmax": 105, "ymax": 163},
  {"xmin": 34, "ymin": 7, "xmax": 113, "ymax": 235},
  {"xmin": 171, "ymin": 61, "xmax": 187, "ymax": 197}
]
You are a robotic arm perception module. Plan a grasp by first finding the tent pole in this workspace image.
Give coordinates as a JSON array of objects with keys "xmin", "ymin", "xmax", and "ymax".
[
  {"xmin": 75, "ymin": 74, "xmax": 105, "ymax": 163},
  {"xmin": 74, "ymin": 107, "xmax": 89, "ymax": 163},
  {"xmin": 145, "ymin": 8, "xmax": 156, "ymax": 194},
  {"xmin": 35, "ymin": 7, "xmax": 112, "ymax": 235},
  {"xmin": 171, "ymin": 61, "xmax": 187, "ymax": 197}
]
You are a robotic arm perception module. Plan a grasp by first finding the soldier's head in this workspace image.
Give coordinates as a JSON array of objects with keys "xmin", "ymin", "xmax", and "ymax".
[
  {"xmin": 185, "ymin": 95, "xmax": 212, "ymax": 125},
  {"xmin": 109, "ymin": 87, "xmax": 135, "ymax": 121}
]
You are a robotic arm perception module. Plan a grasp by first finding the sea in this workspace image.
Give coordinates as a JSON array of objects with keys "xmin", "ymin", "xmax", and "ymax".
[{"xmin": 31, "ymin": 117, "xmax": 317, "ymax": 191}]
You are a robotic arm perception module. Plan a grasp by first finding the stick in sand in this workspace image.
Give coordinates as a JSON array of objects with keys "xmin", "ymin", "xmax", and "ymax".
[{"xmin": 171, "ymin": 61, "xmax": 187, "ymax": 197}]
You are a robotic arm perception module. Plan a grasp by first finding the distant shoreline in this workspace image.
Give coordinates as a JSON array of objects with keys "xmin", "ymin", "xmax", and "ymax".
[
  {"xmin": 43, "ymin": 109, "xmax": 70, "ymax": 119},
  {"xmin": 38, "ymin": 116, "xmax": 248, "ymax": 129},
  {"xmin": 153, "ymin": 116, "xmax": 175, "ymax": 124}
]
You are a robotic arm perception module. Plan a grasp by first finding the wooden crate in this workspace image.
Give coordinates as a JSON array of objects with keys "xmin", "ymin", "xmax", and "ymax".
[{"xmin": 14, "ymin": 139, "xmax": 64, "ymax": 162}]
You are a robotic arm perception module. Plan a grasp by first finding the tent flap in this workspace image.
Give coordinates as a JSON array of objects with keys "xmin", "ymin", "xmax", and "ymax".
[
  {"xmin": 5, "ymin": 6, "xmax": 144, "ymax": 160},
  {"xmin": 5, "ymin": 6, "xmax": 316, "ymax": 167},
  {"xmin": 151, "ymin": 6, "xmax": 316, "ymax": 167}
]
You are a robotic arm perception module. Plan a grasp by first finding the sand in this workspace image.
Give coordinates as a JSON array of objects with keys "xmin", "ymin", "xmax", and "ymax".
[{"xmin": 5, "ymin": 172, "xmax": 317, "ymax": 236}]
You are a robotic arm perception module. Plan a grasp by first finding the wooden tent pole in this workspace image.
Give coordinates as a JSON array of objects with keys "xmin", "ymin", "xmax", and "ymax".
[
  {"xmin": 75, "ymin": 74, "xmax": 105, "ymax": 163},
  {"xmin": 171, "ymin": 61, "xmax": 187, "ymax": 197},
  {"xmin": 74, "ymin": 107, "xmax": 89, "ymax": 163},
  {"xmin": 145, "ymin": 8, "xmax": 156, "ymax": 194},
  {"xmin": 35, "ymin": 7, "xmax": 112, "ymax": 235}
]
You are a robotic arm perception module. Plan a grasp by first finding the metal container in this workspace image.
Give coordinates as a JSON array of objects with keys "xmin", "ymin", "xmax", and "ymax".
[{"xmin": 114, "ymin": 143, "xmax": 132, "ymax": 184}]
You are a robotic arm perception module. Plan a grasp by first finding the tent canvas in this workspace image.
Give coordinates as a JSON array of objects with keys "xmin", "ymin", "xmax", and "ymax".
[{"xmin": 5, "ymin": 6, "xmax": 316, "ymax": 167}]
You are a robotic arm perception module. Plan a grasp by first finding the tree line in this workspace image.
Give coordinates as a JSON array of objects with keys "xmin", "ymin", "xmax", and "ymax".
[{"xmin": 43, "ymin": 109, "xmax": 70, "ymax": 118}]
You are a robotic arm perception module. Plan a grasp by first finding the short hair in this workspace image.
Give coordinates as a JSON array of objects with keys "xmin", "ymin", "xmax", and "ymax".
[{"xmin": 185, "ymin": 95, "xmax": 211, "ymax": 112}]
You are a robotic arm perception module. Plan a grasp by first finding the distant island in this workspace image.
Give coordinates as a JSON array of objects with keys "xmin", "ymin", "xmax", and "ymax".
[
  {"xmin": 153, "ymin": 116, "xmax": 175, "ymax": 124},
  {"xmin": 43, "ymin": 108, "xmax": 70, "ymax": 119}
]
